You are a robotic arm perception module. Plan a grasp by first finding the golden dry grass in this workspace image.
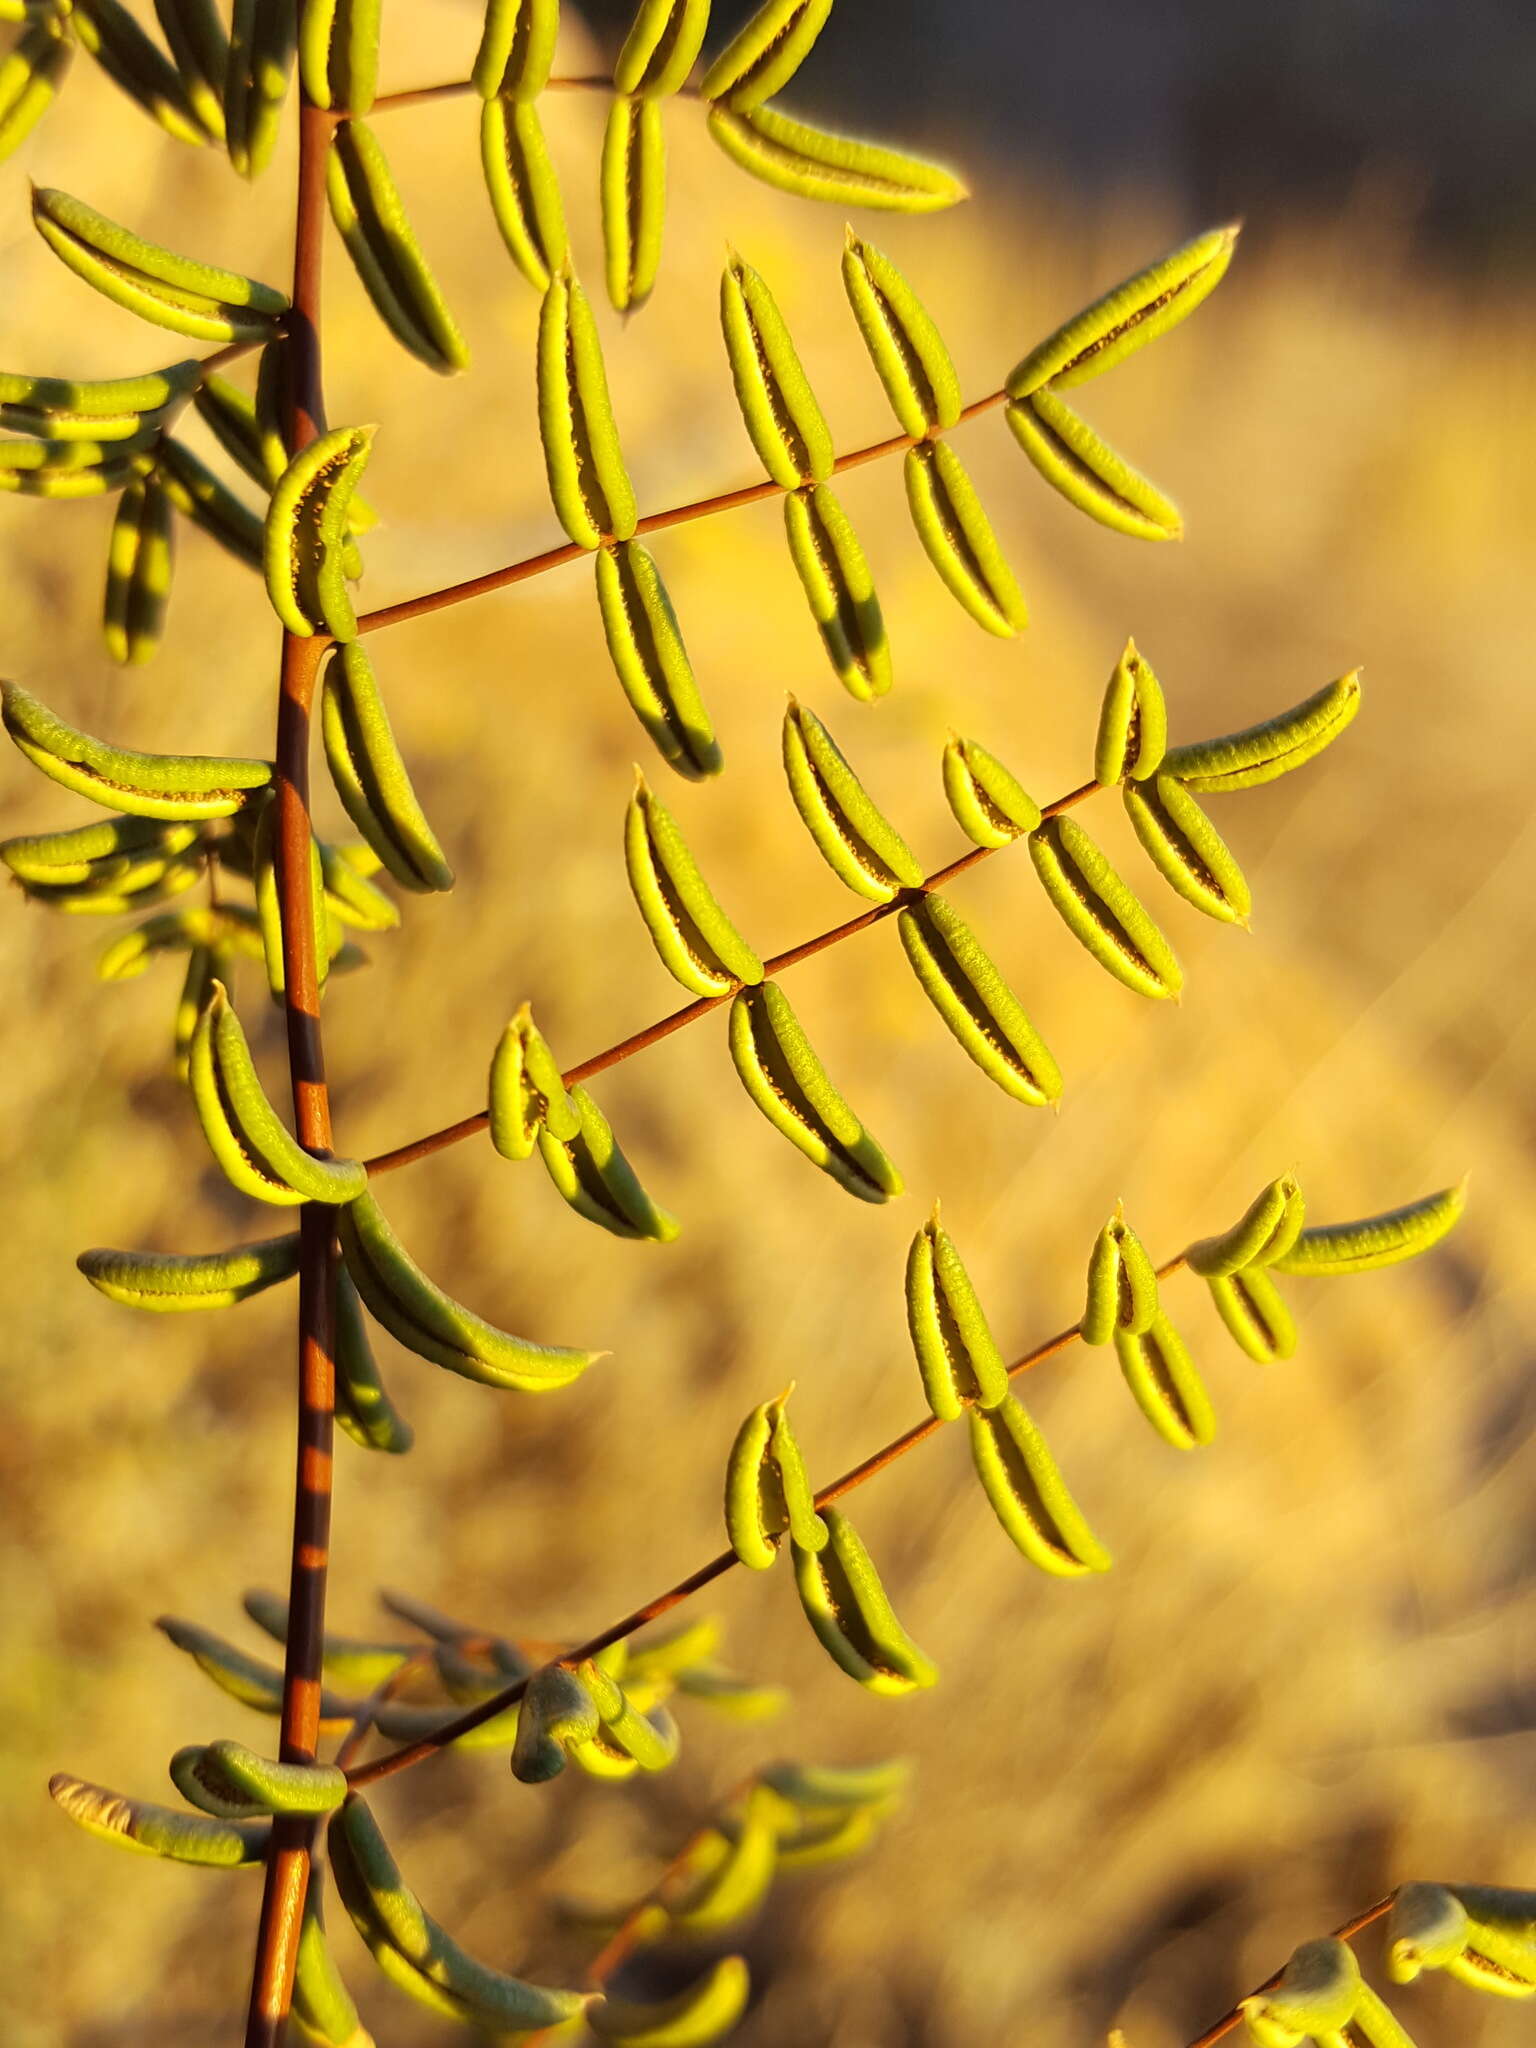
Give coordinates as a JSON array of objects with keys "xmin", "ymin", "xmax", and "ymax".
[{"xmin": 2, "ymin": 7, "xmax": 1535, "ymax": 2045}]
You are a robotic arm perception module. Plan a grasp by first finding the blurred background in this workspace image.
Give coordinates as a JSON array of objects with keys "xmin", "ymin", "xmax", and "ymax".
[{"xmin": 2, "ymin": 2, "xmax": 1534, "ymax": 2043}]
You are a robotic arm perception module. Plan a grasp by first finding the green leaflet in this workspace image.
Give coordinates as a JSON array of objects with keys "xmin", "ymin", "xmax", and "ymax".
[
  {"xmin": 701, "ymin": 0, "xmax": 829, "ymax": 106},
  {"xmin": 319, "ymin": 836, "xmax": 399, "ymax": 931},
  {"xmin": 77, "ymin": 1233, "xmax": 300, "ymax": 1312},
  {"xmin": 896, "ymin": 893, "xmax": 1061, "ymax": 1108},
  {"xmin": 728, "ymin": 980, "xmax": 903, "ymax": 1203},
  {"xmin": 903, "ymin": 441, "xmax": 1027, "ymax": 638},
  {"xmin": 841, "ymin": 232, "xmax": 961, "ymax": 437},
  {"xmin": 773, "ymin": 1806, "xmax": 879, "ymax": 1867},
  {"xmin": 292, "ymin": 1884, "xmax": 367, "ymax": 2048},
  {"xmin": 595, "ymin": 542, "xmax": 722, "ymax": 779},
  {"xmin": 489, "ymin": 1002, "xmax": 580, "ymax": 1161},
  {"xmin": 1206, "ymin": 1267, "xmax": 1296, "ymax": 1364},
  {"xmin": 1187, "ymin": 1174, "xmax": 1306, "ymax": 1277},
  {"xmin": 189, "ymin": 982, "xmax": 369, "ymax": 1206},
  {"xmin": 152, "ymin": 0, "xmax": 230, "ymax": 142},
  {"xmin": 0, "ymin": 22, "xmax": 70, "ymax": 164},
  {"xmin": 1028, "ymin": 814, "xmax": 1182, "ymax": 1000},
  {"xmin": 224, "ymin": 0, "xmax": 295, "ymax": 178},
  {"xmin": 168, "ymin": 1740, "xmax": 346, "ymax": 1817},
  {"xmin": 1008, "ymin": 224, "xmax": 1240, "ymax": 398},
  {"xmin": 339, "ymin": 1187, "xmax": 602, "ymax": 1391},
  {"xmin": 97, "ymin": 905, "xmax": 264, "ymax": 981},
  {"xmin": 335, "ymin": 1259, "xmax": 414, "ymax": 1453},
  {"xmin": 967, "ymin": 1394, "xmax": 1112, "ymax": 1577},
  {"xmin": 69, "ymin": 0, "xmax": 207, "ymax": 146},
  {"xmin": 48, "ymin": 1773, "xmax": 268, "ymax": 1867},
  {"xmin": 0, "ymin": 358, "xmax": 198, "ymax": 440},
  {"xmin": 1163, "ymin": 671, "xmax": 1364, "ymax": 793},
  {"xmin": 1095, "ymin": 638, "xmax": 1167, "ymax": 783},
  {"xmin": 12, "ymin": 844, "xmax": 200, "ymax": 917},
  {"xmin": 626, "ymin": 772, "xmax": 762, "ymax": 996},
  {"xmin": 614, "ymin": 0, "xmax": 709, "ymax": 98},
  {"xmin": 1, "ymin": 813, "xmax": 198, "ymax": 886},
  {"xmin": 31, "ymin": 186, "xmax": 288, "ymax": 341},
  {"xmin": 721, "ymin": 253, "xmax": 833, "ymax": 488},
  {"xmin": 327, "ymin": 121, "xmax": 469, "ymax": 375},
  {"xmin": 1114, "ymin": 1312, "xmax": 1215, "ymax": 1450},
  {"xmin": 602, "ymin": 95, "xmax": 666, "ymax": 312},
  {"xmin": 263, "ymin": 422, "xmax": 374, "ymax": 639},
  {"xmin": 103, "ymin": 477, "xmax": 174, "ymax": 665},
  {"xmin": 511, "ymin": 1662, "xmax": 601, "ymax": 1782},
  {"xmin": 1389, "ymin": 1883, "xmax": 1536, "ymax": 1999},
  {"xmin": 1007, "ymin": 385, "xmax": 1182, "ymax": 541},
  {"xmin": 481, "ymin": 94, "xmax": 568, "ymax": 291},
  {"xmin": 678, "ymin": 1665, "xmax": 788, "ymax": 1721},
  {"xmin": 590, "ymin": 1955, "xmax": 751, "ymax": 2048},
  {"xmin": 791, "ymin": 1508, "xmax": 937, "ymax": 1696},
  {"xmin": 941, "ymin": 734, "xmax": 1040, "ymax": 848},
  {"xmin": 472, "ymin": 0, "xmax": 558, "ymax": 99},
  {"xmin": 252, "ymin": 794, "xmax": 336, "ymax": 1002},
  {"xmin": 707, "ymin": 103, "xmax": 967, "ymax": 212},
  {"xmin": 1081, "ymin": 1207, "xmax": 1160, "ymax": 1345},
  {"xmin": 759, "ymin": 1757, "xmax": 910, "ymax": 1810},
  {"xmin": 1273, "ymin": 1181, "xmax": 1467, "ymax": 1276},
  {"xmin": 1347, "ymin": 1988, "xmax": 1420, "ymax": 2048},
  {"xmin": 321, "ymin": 643, "xmax": 455, "ymax": 891},
  {"xmin": 1241, "ymin": 1939, "xmax": 1362, "ymax": 2048},
  {"xmin": 783, "ymin": 482, "xmax": 892, "ymax": 700},
  {"xmin": 905, "ymin": 1206, "xmax": 1009, "ymax": 1420},
  {"xmin": 574, "ymin": 1660, "xmax": 680, "ymax": 1775},
  {"xmin": 626, "ymin": 1615, "xmax": 722, "ymax": 1681},
  {"xmin": 725, "ymin": 1389, "xmax": 825, "ymax": 1569},
  {"xmin": 2, "ymin": 680, "xmax": 270, "ymax": 819},
  {"xmin": 329, "ymin": 1797, "xmax": 594, "ymax": 2033},
  {"xmin": 158, "ymin": 437, "xmax": 265, "ymax": 565},
  {"xmin": 0, "ymin": 427, "xmax": 155, "ymax": 499},
  {"xmin": 782, "ymin": 699, "xmax": 922, "ymax": 902},
  {"xmin": 1124, "ymin": 773, "xmax": 1251, "ymax": 926},
  {"xmin": 241, "ymin": 1588, "xmax": 413, "ymax": 1694},
  {"xmin": 157, "ymin": 1616, "xmax": 327, "ymax": 1719},
  {"xmin": 538, "ymin": 272, "xmax": 637, "ymax": 549},
  {"xmin": 536, "ymin": 1082, "xmax": 680, "ymax": 1241},
  {"xmin": 665, "ymin": 1795, "xmax": 779, "ymax": 1934},
  {"xmin": 298, "ymin": 0, "xmax": 379, "ymax": 113}
]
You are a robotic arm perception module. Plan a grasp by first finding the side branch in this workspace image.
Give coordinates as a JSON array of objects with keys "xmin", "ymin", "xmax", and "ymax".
[{"xmin": 1182, "ymin": 1897, "xmax": 1398, "ymax": 2048}]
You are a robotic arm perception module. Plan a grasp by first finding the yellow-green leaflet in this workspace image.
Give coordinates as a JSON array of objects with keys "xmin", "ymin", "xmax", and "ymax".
[
  {"xmin": 263, "ymin": 422, "xmax": 374, "ymax": 639},
  {"xmin": 48, "ymin": 1773, "xmax": 268, "ymax": 1867},
  {"xmin": 1007, "ymin": 225, "xmax": 1239, "ymax": 399},
  {"xmin": 591, "ymin": 1956, "xmax": 751, "ymax": 2048},
  {"xmin": 0, "ymin": 447, "xmax": 140, "ymax": 497},
  {"xmin": 0, "ymin": 22, "xmax": 70, "ymax": 163},
  {"xmin": 32, "ymin": 187, "xmax": 288, "ymax": 342},
  {"xmin": 783, "ymin": 483, "xmax": 892, "ymax": 700},
  {"xmin": 224, "ymin": 0, "xmax": 295, "ymax": 178},
  {"xmin": 1114, "ymin": 1312, "xmax": 1215, "ymax": 1450},
  {"xmin": 602, "ymin": 95, "xmax": 666, "ymax": 312},
  {"xmin": 707, "ymin": 102, "xmax": 967, "ymax": 212},
  {"xmin": 334, "ymin": 1264, "xmax": 414, "ymax": 1454},
  {"xmin": 792, "ymin": 1508, "xmax": 937, "ymax": 1696},
  {"xmin": 725, "ymin": 1389, "xmax": 825, "ymax": 1569},
  {"xmin": 615, "ymin": 0, "xmax": 709, "ymax": 97},
  {"xmin": 152, "ymin": 0, "xmax": 230, "ymax": 141},
  {"xmin": 511, "ymin": 1662, "xmax": 601, "ymax": 1782},
  {"xmin": 968, "ymin": 1395, "xmax": 1112, "ymax": 1577},
  {"xmin": 1028, "ymin": 814, "xmax": 1182, "ymax": 1000},
  {"xmin": 701, "ymin": 0, "xmax": 828, "ymax": 106},
  {"xmin": 102, "ymin": 477, "xmax": 174, "ymax": 666},
  {"xmin": 97, "ymin": 904, "xmax": 264, "ymax": 981},
  {"xmin": 760, "ymin": 1756, "xmax": 910, "ymax": 1810},
  {"xmin": 1007, "ymin": 385, "xmax": 1182, "ymax": 541},
  {"xmin": 1081, "ymin": 1207, "xmax": 1160, "ymax": 1345},
  {"xmin": 1241, "ymin": 1939, "xmax": 1362, "ymax": 2048},
  {"xmin": 327, "ymin": 122, "xmax": 469, "ymax": 374},
  {"xmin": 157, "ymin": 1616, "xmax": 358, "ymax": 1726},
  {"xmin": 595, "ymin": 542, "xmax": 722, "ymax": 778},
  {"xmin": 626, "ymin": 1615, "xmax": 722, "ymax": 1682},
  {"xmin": 1390, "ymin": 1883, "xmax": 1536, "ymax": 1998},
  {"xmin": 168, "ymin": 1741, "xmax": 346, "ymax": 1817},
  {"xmin": 1206, "ymin": 1266, "xmax": 1296, "ymax": 1364},
  {"xmin": 772, "ymin": 1806, "xmax": 879, "ymax": 1867},
  {"xmin": 488, "ymin": 1002, "xmax": 579, "ymax": 1162},
  {"xmin": 626, "ymin": 772, "xmax": 762, "ymax": 995},
  {"xmin": 903, "ymin": 441, "xmax": 1028, "ymax": 638},
  {"xmin": 1124, "ymin": 774, "xmax": 1251, "ymax": 926},
  {"xmin": 242, "ymin": 1590, "xmax": 413, "ymax": 1689},
  {"xmin": 321, "ymin": 643, "xmax": 454, "ymax": 890},
  {"xmin": 537, "ymin": 1083, "xmax": 680, "ymax": 1241},
  {"xmin": 538, "ymin": 272, "xmax": 637, "ymax": 549},
  {"xmin": 1095, "ymin": 638, "xmax": 1167, "ymax": 783},
  {"xmin": 189, "ymin": 982, "xmax": 369, "ymax": 1206},
  {"xmin": 298, "ymin": 0, "xmax": 378, "ymax": 112},
  {"xmin": 69, "ymin": 0, "xmax": 207, "ymax": 146},
  {"xmin": 319, "ymin": 837, "xmax": 398, "ymax": 931},
  {"xmin": 1273, "ymin": 1180, "xmax": 1467, "ymax": 1276},
  {"xmin": 721, "ymin": 253, "xmax": 833, "ymax": 488},
  {"xmin": 575, "ymin": 1661, "xmax": 681, "ymax": 1774},
  {"xmin": 2, "ymin": 679, "xmax": 270, "ymax": 818},
  {"xmin": 292, "ymin": 1885, "xmax": 369, "ymax": 2048},
  {"xmin": 13, "ymin": 845, "xmax": 201, "ymax": 917},
  {"xmin": 1163, "ymin": 671, "xmax": 1363, "ymax": 793},
  {"xmin": 728, "ymin": 981, "xmax": 903, "ymax": 1203},
  {"xmin": 1187, "ymin": 1174, "xmax": 1306, "ymax": 1277},
  {"xmin": 1, "ymin": 813, "xmax": 198, "ymax": 886},
  {"xmin": 339, "ymin": 1188, "xmax": 602, "ymax": 1391},
  {"xmin": 941, "ymin": 734, "xmax": 1040, "ymax": 848},
  {"xmin": 0, "ymin": 358, "xmax": 199, "ymax": 439},
  {"xmin": 783, "ymin": 699, "xmax": 922, "ymax": 901},
  {"xmin": 668, "ymin": 1790, "xmax": 780, "ymax": 1931},
  {"xmin": 158, "ymin": 437, "xmax": 265, "ymax": 565},
  {"xmin": 679, "ymin": 1662, "xmax": 787, "ymax": 1719},
  {"xmin": 77, "ymin": 1234, "xmax": 300, "ymax": 1312},
  {"xmin": 481, "ymin": 94, "xmax": 568, "ymax": 291},
  {"xmin": 329, "ymin": 1797, "xmax": 594, "ymax": 2032},
  {"xmin": 897, "ymin": 894, "xmax": 1061, "ymax": 1108},
  {"xmin": 841, "ymin": 232, "xmax": 961, "ymax": 436},
  {"xmin": 905, "ymin": 1207, "xmax": 1009, "ymax": 1421},
  {"xmin": 472, "ymin": 0, "xmax": 558, "ymax": 99}
]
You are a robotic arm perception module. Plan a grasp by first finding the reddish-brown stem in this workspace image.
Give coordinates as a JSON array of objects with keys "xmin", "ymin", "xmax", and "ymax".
[
  {"xmin": 362, "ymin": 776, "xmax": 1099, "ymax": 1179},
  {"xmin": 1182, "ymin": 1896, "xmax": 1397, "ymax": 2048},
  {"xmin": 352, "ymin": 392, "xmax": 1011, "ymax": 639},
  {"xmin": 243, "ymin": 97, "xmax": 339, "ymax": 2048},
  {"xmin": 367, "ymin": 72, "xmax": 623, "ymax": 116},
  {"xmin": 345, "ymin": 1253, "xmax": 1187, "ymax": 1789}
]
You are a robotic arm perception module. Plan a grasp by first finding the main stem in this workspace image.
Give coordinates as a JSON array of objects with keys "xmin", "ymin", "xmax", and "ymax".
[{"xmin": 243, "ymin": 97, "xmax": 337, "ymax": 2048}]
